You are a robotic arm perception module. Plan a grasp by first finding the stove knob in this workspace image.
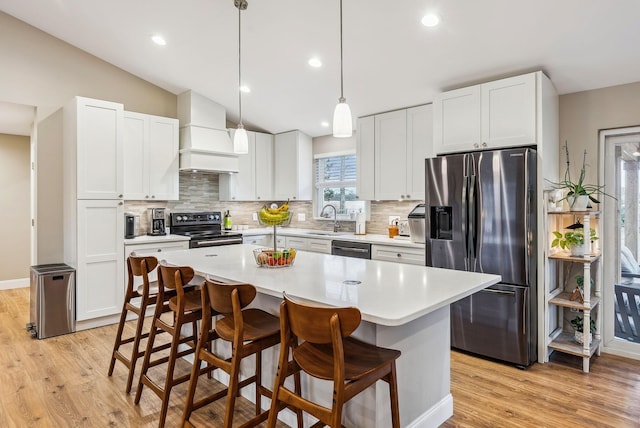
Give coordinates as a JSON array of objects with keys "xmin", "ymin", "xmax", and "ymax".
[{"xmin": 175, "ymin": 216, "xmax": 182, "ymax": 221}]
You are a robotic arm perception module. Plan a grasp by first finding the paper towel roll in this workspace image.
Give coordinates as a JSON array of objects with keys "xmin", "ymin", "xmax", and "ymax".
[{"xmin": 355, "ymin": 212, "xmax": 366, "ymax": 235}]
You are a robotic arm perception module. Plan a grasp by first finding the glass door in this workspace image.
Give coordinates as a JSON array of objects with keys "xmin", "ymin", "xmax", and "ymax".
[{"xmin": 601, "ymin": 127, "xmax": 640, "ymax": 358}]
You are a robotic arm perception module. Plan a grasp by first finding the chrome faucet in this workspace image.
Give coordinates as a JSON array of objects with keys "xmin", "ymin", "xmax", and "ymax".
[{"xmin": 320, "ymin": 204, "xmax": 340, "ymax": 232}]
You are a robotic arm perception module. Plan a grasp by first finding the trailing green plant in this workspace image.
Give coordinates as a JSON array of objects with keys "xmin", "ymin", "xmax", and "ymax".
[
  {"xmin": 546, "ymin": 142, "xmax": 615, "ymax": 206},
  {"xmin": 575, "ymin": 275, "xmax": 593, "ymax": 290},
  {"xmin": 571, "ymin": 315, "xmax": 596, "ymax": 333},
  {"xmin": 551, "ymin": 228, "xmax": 598, "ymax": 250}
]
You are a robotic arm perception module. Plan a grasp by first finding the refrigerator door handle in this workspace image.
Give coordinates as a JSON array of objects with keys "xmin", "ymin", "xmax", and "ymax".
[
  {"xmin": 468, "ymin": 174, "xmax": 477, "ymax": 270},
  {"xmin": 461, "ymin": 154, "xmax": 470, "ymax": 271}
]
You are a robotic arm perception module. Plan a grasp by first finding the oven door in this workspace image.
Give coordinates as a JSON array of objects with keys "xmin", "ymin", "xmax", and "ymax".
[{"xmin": 190, "ymin": 236, "xmax": 243, "ymax": 248}]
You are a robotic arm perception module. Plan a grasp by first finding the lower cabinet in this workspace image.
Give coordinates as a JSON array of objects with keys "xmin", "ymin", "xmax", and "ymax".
[
  {"xmin": 285, "ymin": 236, "xmax": 332, "ymax": 254},
  {"xmin": 371, "ymin": 244, "xmax": 425, "ymax": 265},
  {"xmin": 74, "ymin": 200, "xmax": 124, "ymax": 323},
  {"xmin": 243, "ymin": 234, "xmax": 271, "ymax": 246},
  {"xmin": 123, "ymin": 239, "xmax": 190, "ymax": 287}
]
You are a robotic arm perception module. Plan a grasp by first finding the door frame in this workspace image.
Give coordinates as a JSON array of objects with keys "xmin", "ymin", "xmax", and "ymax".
[{"xmin": 600, "ymin": 126, "xmax": 640, "ymax": 359}]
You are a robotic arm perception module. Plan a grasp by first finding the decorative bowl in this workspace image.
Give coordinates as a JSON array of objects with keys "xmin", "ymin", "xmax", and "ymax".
[{"xmin": 253, "ymin": 247, "xmax": 297, "ymax": 268}]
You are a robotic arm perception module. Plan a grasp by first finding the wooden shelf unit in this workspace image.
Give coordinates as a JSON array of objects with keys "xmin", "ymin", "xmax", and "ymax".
[{"xmin": 544, "ymin": 209, "xmax": 602, "ymax": 373}]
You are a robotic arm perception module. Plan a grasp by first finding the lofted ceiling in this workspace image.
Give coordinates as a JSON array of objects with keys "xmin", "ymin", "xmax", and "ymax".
[{"xmin": 2, "ymin": 0, "xmax": 640, "ymax": 138}]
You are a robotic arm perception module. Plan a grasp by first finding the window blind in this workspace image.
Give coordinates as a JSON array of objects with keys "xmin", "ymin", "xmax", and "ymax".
[{"xmin": 314, "ymin": 154, "xmax": 357, "ymax": 189}]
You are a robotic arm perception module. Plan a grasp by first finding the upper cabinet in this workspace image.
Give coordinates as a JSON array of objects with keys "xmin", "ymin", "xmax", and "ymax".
[
  {"xmin": 358, "ymin": 104, "xmax": 433, "ymax": 201},
  {"xmin": 123, "ymin": 111, "xmax": 179, "ymax": 201},
  {"xmin": 67, "ymin": 97, "xmax": 124, "ymax": 199},
  {"xmin": 220, "ymin": 130, "xmax": 274, "ymax": 201},
  {"xmin": 433, "ymin": 73, "xmax": 536, "ymax": 154},
  {"xmin": 274, "ymin": 130, "xmax": 312, "ymax": 201}
]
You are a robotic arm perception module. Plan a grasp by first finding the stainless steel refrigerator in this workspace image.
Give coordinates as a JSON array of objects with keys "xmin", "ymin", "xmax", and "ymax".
[{"xmin": 425, "ymin": 147, "xmax": 537, "ymax": 367}]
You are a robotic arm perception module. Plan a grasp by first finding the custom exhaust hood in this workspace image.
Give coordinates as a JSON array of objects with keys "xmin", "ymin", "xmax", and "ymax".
[{"xmin": 177, "ymin": 90, "xmax": 239, "ymax": 173}]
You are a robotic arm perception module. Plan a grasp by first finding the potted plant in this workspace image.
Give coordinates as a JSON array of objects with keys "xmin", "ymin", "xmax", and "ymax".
[
  {"xmin": 551, "ymin": 227, "xmax": 598, "ymax": 257},
  {"xmin": 546, "ymin": 142, "xmax": 613, "ymax": 211},
  {"xmin": 571, "ymin": 315, "xmax": 596, "ymax": 345}
]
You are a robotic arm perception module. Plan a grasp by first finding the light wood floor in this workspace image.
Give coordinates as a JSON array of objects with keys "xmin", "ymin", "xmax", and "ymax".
[{"xmin": 2, "ymin": 287, "xmax": 640, "ymax": 427}]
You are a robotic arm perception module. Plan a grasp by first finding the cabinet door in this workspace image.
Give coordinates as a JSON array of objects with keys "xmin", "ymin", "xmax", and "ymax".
[
  {"xmin": 433, "ymin": 85, "xmax": 481, "ymax": 154},
  {"xmin": 356, "ymin": 116, "xmax": 375, "ymax": 201},
  {"xmin": 255, "ymin": 132, "xmax": 274, "ymax": 201},
  {"xmin": 374, "ymin": 110, "xmax": 407, "ymax": 200},
  {"xmin": 148, "ymin": 115, "xmax": 179, "ymax": 200},
  {"xmin": 76, "ymin": 199, "xmax": 124, "ymax": 321},
  {"xmin": 307, "ymin": 239, "xmax": 332, "ymax": 254},
  {"xmin": 124, "ymin": 240, "xmax": 188, "ymax": 286},
  {"xmin": 371, "ymin": 244, "xmax": 425, "ymax": 265},
  {"xmin": 406, "ymin": 104, "xmax": 433, "ymax": 200},
  {"xmin": 123, "ymin": 112, "xmax": 149, "ymax": 200},
  {"xmin": 76, "ymin": 97, "xmax": 124, "ymax": 199},
  {"xmin": 481, "ymin": 74, "xmax": 536, "ymax": 149},
  {"xmin": 274, "ymin": 131, "xmax": 312, "ymax": 201},
  {"xmin": 286, "ymin": 237, "xmax": 307, "ymax": 250}
]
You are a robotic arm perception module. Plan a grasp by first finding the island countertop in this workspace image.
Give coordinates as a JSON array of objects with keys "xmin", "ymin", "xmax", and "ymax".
[{"xmin": 158, "ymin": 244, "xmax": 500, "ymax": 327}]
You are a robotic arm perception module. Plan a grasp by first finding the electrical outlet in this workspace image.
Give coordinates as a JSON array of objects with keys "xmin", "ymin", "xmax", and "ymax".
[
  {"xmin": 252, "ymin": 212, "xmax": 258, "ymax": 221},
  {"xmin": 298, "ymin": 213, "xmax": 306, "ymax": 221},
  {"xmin": 388, "ymin": 215, "xmax": 400, "ymax": 225}
]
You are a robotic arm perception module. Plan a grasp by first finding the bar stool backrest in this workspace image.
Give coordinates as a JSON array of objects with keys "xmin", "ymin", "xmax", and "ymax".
[
  {"xmin": 128, "ymin": 254, "xmax": 158, "ymax": 277},
  {"xmin": 204, "ymin": 279, "xmax": 256, "ymax": 315},
  {"xmin": 283, "ymin": 293, "xmax": 361, "ymax": 344},
  {"xmin": 159, "ymin": 263, "xmax": 194, "ymax": 290}
]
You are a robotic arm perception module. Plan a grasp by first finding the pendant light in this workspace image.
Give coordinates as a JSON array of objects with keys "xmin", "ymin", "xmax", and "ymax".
[
  {"xmin": 233, "ymin": 0, "xmax": 249, "ymax": 154},
  {"xmin": 332, "ymin": 0, "xmax": 352, "ymax": 138}
]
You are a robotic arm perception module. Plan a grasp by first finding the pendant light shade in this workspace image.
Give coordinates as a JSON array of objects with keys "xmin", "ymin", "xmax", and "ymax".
[
  {"xmin": 234, "ymin": 0, "xmax": 249, "ymax": 154},
  {"xmin": 333, "ymin": 0, "xmax": 352, "ymax": 138},
  {"xmin": 233, "ymin": 124, "xmax": 249, "ymax": 154},
  {"xmin": 333, "ymin": 98, "xmax": 352, "ymax": 138}
]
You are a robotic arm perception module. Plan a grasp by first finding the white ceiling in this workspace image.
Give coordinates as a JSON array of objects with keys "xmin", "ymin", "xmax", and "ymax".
[{"xmin": 2, "ymin": 0, "xmax": 640, "ymax": 138}]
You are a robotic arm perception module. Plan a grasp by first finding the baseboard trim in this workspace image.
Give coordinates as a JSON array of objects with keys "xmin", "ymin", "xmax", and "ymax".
[
  {"xmin": 0, "ymin": 277, "xmax": 29, "ymax": 290},
  {"xmin": 406, "ymin": 393, "xmax": 454, "ymax": 428}
]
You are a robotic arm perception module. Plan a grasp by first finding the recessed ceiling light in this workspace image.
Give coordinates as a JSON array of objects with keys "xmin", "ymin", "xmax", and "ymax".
[
  {"xmin": 308, "ymin": 57, "xmax": 322, "ymax": 68},
  {"xmin": 421, "ymin": 13, "xmax": 440, "ymax": 27},
  {"xmin": 240, "ymin": 85, "xmax": 251, "ymax": 93},
  {"xmin": 151, "ymin": 35, "xmax": 167, "ymax": 46},
  {"xmin": 321, "ymin": 121, "xmax": 329, "ymax": 127}
]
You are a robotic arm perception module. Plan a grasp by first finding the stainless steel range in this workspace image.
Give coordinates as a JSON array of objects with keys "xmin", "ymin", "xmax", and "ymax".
[{"xmin": 170, "ymin": 212, "xmax": 243, "ymax": 248}]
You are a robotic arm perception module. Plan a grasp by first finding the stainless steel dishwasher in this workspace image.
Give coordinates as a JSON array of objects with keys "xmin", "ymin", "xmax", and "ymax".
[
  {"xmin": 331, "ymin": 240, "xmax": 371, "ymax": 259},
  {"xmin": 27, "ymin": 264, "xmax": 76, "ymax": 339}
]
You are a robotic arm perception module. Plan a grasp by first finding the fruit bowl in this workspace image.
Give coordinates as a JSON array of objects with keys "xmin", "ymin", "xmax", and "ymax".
[
  {"xmin": 258, "ymin": 210, "xmax": 292, "ymax": 226},
  {"xmin": 253, "ymin": 248, "xmax": 297, "ymax": 268}
]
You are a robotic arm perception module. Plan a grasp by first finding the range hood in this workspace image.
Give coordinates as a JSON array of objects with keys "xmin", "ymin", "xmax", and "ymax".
[{"xmin": 178, "ymin": 90, "xmax": 239, "ymax": 173}]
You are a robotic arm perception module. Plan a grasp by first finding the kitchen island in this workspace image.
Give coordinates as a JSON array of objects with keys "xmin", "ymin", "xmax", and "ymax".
[{"xmin": 160, "ymin": 245, "xmax": 500, "ymax": 427}]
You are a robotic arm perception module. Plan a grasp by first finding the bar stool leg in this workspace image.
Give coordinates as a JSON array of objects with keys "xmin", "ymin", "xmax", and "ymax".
[
  {"xmin": 125, "ymin": 303, "xmax": 148, "ymax": 393},
  {"xmin": 223, "ymin": 347, "xmax": 243, "ymax": 428},
  {"xmin": 158, "ymin": 324, "xmax": 181, "ymax": 428},
  {"xmin": 107, "ymin": 303, "xmax": 129, "ymax": 377},
  {"xmin": 134, "ymin": 308, "xmax": 160, "ymax": 405},
  {"xmin": 388, "ymin": 362, "xmax": 401, "ymax": 428}
]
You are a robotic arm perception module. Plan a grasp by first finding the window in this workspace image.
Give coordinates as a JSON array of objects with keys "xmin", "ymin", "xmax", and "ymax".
[{"xmin": 314, "ymin": 151, "xmax": 366, "ymax": 220}]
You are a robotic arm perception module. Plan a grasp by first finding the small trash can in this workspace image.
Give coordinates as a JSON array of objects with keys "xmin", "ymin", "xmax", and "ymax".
[{"xmin": 27, "ymin": 264, "xmax": 76, "ymax": 339}]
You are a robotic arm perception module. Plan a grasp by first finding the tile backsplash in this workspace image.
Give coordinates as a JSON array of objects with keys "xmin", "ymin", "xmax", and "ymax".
[{"xmin": 125, "ymin": 172, "xmax": 422, "ymax": 236}]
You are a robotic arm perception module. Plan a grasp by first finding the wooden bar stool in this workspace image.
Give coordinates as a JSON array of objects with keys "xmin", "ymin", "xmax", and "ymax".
[
  {"xmin": 108, "ymin": 254, "xmax": 174, "ymax": 393},
  {"xmin": 134, "ymin": 262, "xmax": 206, "ymax": 428},
  {"xmin": 267, "ymin": 294, "xmax": 402, "ymax": 428},
  {"xmin": 181, "ymin": 278, "xmax": 302, "ymax": 428}
]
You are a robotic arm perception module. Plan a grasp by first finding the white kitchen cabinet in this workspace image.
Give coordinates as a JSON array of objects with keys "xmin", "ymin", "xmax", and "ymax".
[
  {"xmin": 434, "ymin": 73, "xmax": 537, "ymax": 154},
  {"xmin": 243, "ymin": 234, "xmax": 271, "ymax": 246},
  {"xmin": 274, "ymin": 130, "xmax": 312, "ymax": 201},
  {"xmin": 75, "ymin": 199, "xmax": 124, "ymax": 322},
  {"xmin": 123, "ymin": 111, "xmax": 179, "ymax": 201},
  {"xmin": 285, "ymin": 236, "xmax": 331, "ymax": 254},
  {"xmin": 356, "ymin": 115, "xmax": 375, "ymax": 201},
  {"xmin": 362, "ymin": 104, "xmax": 433, "ymax": 201},
  {"xmin": 123, "ymin": 239, "xmax": 189, "ymax": 287},
  {"xmin": 220, "ymin": 130, "xmax": 274, "ymax": 201},
  {"xmin": 67, "ymin": 96, "xmax": 124, "ymax": 200},
  {"xmin": 371, "ymin": 244, "xmax": 425, "ymax": 265}
]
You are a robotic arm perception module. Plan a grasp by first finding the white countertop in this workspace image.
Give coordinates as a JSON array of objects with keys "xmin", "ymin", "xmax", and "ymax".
[
  {"xmin": 241, "ymin": 227, "xmax": 425, "ymax": 249},
  {"xmin": 159, "ymin": 244, "xmax": 500, "ymax": 327},
  {"xmin": 124, "ymin": 234, "xmax": 190, "ymax": 245}
]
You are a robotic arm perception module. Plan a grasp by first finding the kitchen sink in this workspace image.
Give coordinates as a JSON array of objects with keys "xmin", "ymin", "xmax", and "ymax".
[{"xmin": 300, "ymin": 231, "xmax": 342, "ymax": 236}]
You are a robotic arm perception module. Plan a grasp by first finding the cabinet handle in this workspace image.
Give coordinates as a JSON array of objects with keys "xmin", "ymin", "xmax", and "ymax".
[
  {"xmin": 257, "ymin": 196, "xmax": 260, "ymax": 199},
  {"xmin": 157, "ymin": 249, "xmax": 162, "ymax": 252},
  {"xmin": 232, "ymin": 197, "xmax": 236, "ymax": 200},
  {"xmin": 406, "ymin": 194, "xmax": 410, "ymax": 198},
  {"xmin": 145, "ymin": 195, "xmax": 149, "ymax": 199},
  {"xmin": 292, "ymin": 196, "xmax": 297, "ymax": 200},
  {"xmin": 118, "ymin": 202, "xmax": 123, "ymax": 206},
  {"xmin": 473, "ymin": 143, "xmax": 479, "ymax": 148},
  {"xmin": 118, "ymin": 194, "xmax": 123, "ymax": 198},
  {"xmin": 396, "ymin": 253, "xmax": 402, "ymax": 257},
  {"xmin": 151, "ymin": 195, "xmax": 155, "ymax": 199},
  {"xmin": 482, "ymin": 142, "xmax": 488, "ymax": 147}
]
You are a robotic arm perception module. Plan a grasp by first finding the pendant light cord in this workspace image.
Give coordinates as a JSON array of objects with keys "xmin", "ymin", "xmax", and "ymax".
[
  {"xmin": 339, "ymin": 0, "xmax": 344, "ymax": 101},
  {"xmin": 238, "ymin": 1, "xmax": 243, "ymax": 126}
]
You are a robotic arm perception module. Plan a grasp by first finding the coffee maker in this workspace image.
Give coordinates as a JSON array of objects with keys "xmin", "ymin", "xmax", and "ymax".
[{"xmin": 148, "ymin": 208, "xmax": 167, "ymax": 236}]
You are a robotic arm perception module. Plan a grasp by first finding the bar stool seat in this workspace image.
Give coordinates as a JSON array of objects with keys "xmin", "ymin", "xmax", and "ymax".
[{"xmin": 267, "ymin": 293, "xmax": 401, "ymax": 428}]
